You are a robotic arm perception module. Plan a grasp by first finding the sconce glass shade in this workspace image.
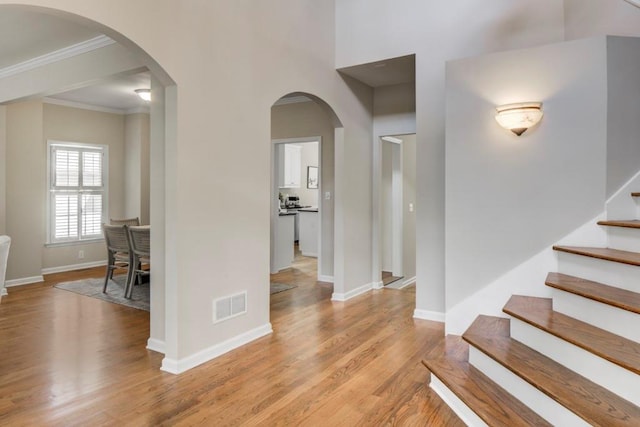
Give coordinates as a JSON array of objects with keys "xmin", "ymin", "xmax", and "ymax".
[
  {"xmin": 135, "ymin": 88, "xmax": 151, "ymax": 102},
  {"xmin": 495, "ymin": 102, "xmax": 543, "ymax": 136}
]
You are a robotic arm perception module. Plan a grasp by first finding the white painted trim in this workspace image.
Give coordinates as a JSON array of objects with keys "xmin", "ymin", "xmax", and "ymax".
[
  {"xmin": 160, "ymin": 323, "xmax": 272, "ymax": 375},
  {"xmin": 430, "ymin": 375, "xmax": 488, "ymax": 427},
  {"xmin": 372, "ymin": 281, "xmax": 384, "ymax": 290},
  {"xmin": 44, "ymin": 97, "xmax": 125, "ymax": 115},
  {"xmin": 41, "ymin": 260, "xmax": 107, "ymax": 275},
  {"xmin": 469, "ymin": 347, "xmax": 590, "ymax": 426},
  {"xmin": 606, "ymin": 168, "xmax": 640, "ymax": 204},
  {"xmin": 400, "ymin": 276, "xmax": 416, "ymax": 288},
  {"xmin": 317, "ymin": 275, "xmax": 334, "ymax": 283},
  {"xmin": 331, "ymin": 282, "xmax": 372, "ymax": 301},
  {"xmin": 413, "ymin": 309, "xmax": 445, "ymax": 322},
  {"xmin": 0, "ymin": 35, "xmax": 115, "ymax": 80},
  {"xmin": 125, "ymin": 106, "xmax": 150, "ymax": 115},
  {"xmin": 5, "ymin": 275, "xmax": 45, "ymax": 287},
  {"xmin": 1, "ymin": 288, "xmax": 7, "ymax": 296},
  {"xmin": 146, "ymin": 338, "xmax": 166, "ymax": 354},
  {"xmin": 300, "ymin": 251, "xmax": 317, "ymax": 258}
]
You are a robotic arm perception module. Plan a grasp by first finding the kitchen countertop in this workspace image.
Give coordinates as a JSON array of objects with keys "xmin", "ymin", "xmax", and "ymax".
[{"xmin": 278, "ymin": 211, "xmax": 297, "ymax": 216}]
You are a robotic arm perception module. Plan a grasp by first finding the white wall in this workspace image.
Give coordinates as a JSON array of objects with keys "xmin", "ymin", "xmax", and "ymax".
[
  {"xmin": 336, "ymin": 0, "xmax": 565, "ymax": 316},
  {"xmin": 5, "ymin": 101, "xmax": 44, "ymax": 281},
  {"xmin": 124, "ymin": 112, "xmax": 150, "ymax": 224},
  {"xmin": 606, "ymin": 36, "xmax": 640, "ymax": 197},
  {"xmin": 445, "ymin": 37, "xmax": 608, "ymax": 310},
  {"xmin": 0, "ymin": 106, "xmax": 6, "ymax": 236},
  {"xmin": 381, "ymin": 141, "xmax": 393, "ymax": 272},
  {"xmin": 402, "ymin": 134, "xmax": 416, "ymax": 282},
  {"xmin": 564, "ymin": 0, "xmax": 640, "ymax": 40}
]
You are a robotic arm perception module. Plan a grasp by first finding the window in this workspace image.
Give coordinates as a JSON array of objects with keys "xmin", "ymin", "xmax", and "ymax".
[{"xmin": 48, "ymin": 141, "xmax": 108, "ymax": 244}]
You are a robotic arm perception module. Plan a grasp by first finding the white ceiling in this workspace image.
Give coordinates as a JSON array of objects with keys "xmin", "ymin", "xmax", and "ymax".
[{"xmin": 0, "ymin": 9, "xmax": 149, "ymax": 112}]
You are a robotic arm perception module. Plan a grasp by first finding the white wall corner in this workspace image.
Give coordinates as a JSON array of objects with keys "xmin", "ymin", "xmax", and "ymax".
[
  {"xmin": 318, "ymin": 275, "xmax": 334, "ymax": 283},
  {"xmin": 146, "ymin": 338, "xmax": 166, "ymax": 354},
  {"xmin": 372, "ymin": 280, "xmax": 384, "ymax": 290},
  {"xmin": 160, "ymin": 323, "xmax": 273, "ymax": 375},
  {"xmin": 605, "ymin": 168, "xmax": 640, "ymax": 220},
  {"xmin": 331, "ymin": 282, "xmax": 373, "ymax": 302},
  {"xmin": 413, "ymin": 309, "xmax": 445, "ymax": 323}
]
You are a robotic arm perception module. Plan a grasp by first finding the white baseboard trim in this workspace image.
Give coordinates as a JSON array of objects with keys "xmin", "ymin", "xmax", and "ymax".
[
  {"xmin": 160, "ymin": 323, "xmax": 273, "ymax": 375},
  {"xmin": 331, "ymin": 282, "xmax": 373, "ymax": 302},
  {"xmin": 5, "ymin": 275, "xmax": 45, "ymax": 288},
  {"xmin": 400, "ymin": 276, "xmax": 416, "ymax": 288},
  {"xmin": 1, "ymin": 288, "xmax": 7, "ymax": 296},
  {"xmin": 317, "ymin": 274, "xmax": 334, "ymax": 283},
  {"xmin": 372, "ymin": 280, "xmax": 384, "ymax": 290},
  {"xmin": 42, "ymin": 260, "xmax": 107, "ymax": 275},
  {"xmin": 146, "ymin": 338, "xmax": 166, "ymax": 354},
  {"xmin": 301, "ymin": 252, "xmax": 317, "ymax": 258},
  {"xmin": 414, "ymin": 309, "xmax": 445, "ymax": 323}
]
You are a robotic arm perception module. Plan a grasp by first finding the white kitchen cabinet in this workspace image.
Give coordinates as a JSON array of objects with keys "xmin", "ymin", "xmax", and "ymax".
[
  {"xmin": 272, "ymin": 213, "xmax": 295, "ymax": 272},
  {"xmin": 278, "ymin": 144, "xmax": 301, "ymax": 188},
  {"xmin": 298, "ymin": 210, "xmax": 318, "ymax": 257}
]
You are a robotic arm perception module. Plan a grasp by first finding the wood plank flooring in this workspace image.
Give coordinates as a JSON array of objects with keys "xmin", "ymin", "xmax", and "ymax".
[{"xmin": 0, "ymin": 253, "xmax": 460, "ymax": 426}]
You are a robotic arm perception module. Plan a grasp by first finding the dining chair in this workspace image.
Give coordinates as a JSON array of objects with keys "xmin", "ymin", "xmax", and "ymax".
[
  {"xmin": 125, "ymin": 225, "xmax": 150, "ymax": 299},
  {"xmin": 110, "ymin": 217, "xmax": 140, "ymax": 226},
  {"xmin": 0, "ymin": 235, "xmax": 11, "ymax": 304},
  {"xmin": 102, "ymin": 224, "xmax": 133, "ymax": 295}
]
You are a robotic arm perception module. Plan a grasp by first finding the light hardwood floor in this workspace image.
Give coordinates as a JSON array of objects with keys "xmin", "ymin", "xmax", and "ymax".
[{"xmin": 0, "ymin": 253, "xmax": 462, "ymax": 426}]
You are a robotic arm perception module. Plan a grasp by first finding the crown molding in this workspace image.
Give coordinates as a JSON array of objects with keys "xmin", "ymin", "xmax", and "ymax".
[
  {"xmin": 0, "ymin": 35, "xmax": 115, "ymax": 80},
  {"xmin": 43, "ymin": 97, "xmax": 125, "ymax": 115},
  {"xmin": 125, "ymin": 106, "xmax": 150, "ymax": 115}
]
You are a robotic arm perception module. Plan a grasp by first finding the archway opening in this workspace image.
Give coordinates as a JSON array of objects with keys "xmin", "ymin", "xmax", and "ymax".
[
  {"xmin": 269, "ymin": 92, "xmax": 343, "ymax": 318},
  {"xmin": 0, "ymin": 4, "xmax": 176, "ymax": 362}
]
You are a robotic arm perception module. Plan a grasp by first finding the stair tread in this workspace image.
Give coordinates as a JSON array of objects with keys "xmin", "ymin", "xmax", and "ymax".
[
  {"xmin": 546, "ymin": 272, "xmax": 640, "ymax": 315},
  {"xmin": 598, "ymin": 219, "xmax": 640, "ymax": 229},
  {"xmin": 423, "ymin": 337, "xmax": 551, "ymax": 427},
  {"xmin": 464, "ymin": 315, "xmax": 640, "ymax": 426},
  {"xmin": 632, "ymin": 192, "xmax": 640, "ymax": 197},
  {"xmin": 553, "ymin": 245, "xmax": 640, "ymax": 266},
  {"xmin": 503, "ymin": 295, "xmax": 640, "ymax": 375}
]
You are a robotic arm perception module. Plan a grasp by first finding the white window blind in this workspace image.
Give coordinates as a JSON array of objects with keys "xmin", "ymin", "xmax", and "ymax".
[{"xmin": 49, "ymin": 143, "xmax": 107, "ymax": 243}]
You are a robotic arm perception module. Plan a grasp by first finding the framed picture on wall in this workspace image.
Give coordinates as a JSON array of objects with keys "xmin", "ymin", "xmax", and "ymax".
[{"xmin": 307, "ymin": 166, "xmax": 318, "ymax": 189}]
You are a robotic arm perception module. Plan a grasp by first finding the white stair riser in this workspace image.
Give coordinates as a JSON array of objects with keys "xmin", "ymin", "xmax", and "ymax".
[
  {"xmin": 551, "ymin": 288, "xmax": 640, "ymax": 343},
  {"xmin": 607, "ymin": 227, "xmax": 640, "ymax": 253},
  {"xmin": 429, "ymin": 375, "xmax": 489, "ymax": 427},
  {"xmin": 468, "ymin": 346, "xmax": 589, "ymax": 427},
  {"xmin": 557, "ymin": 252, "xmax": 640, "ymax": 294},
  {"xmin": 510, "ymin": 319, "xmax": 640, "ymax": 405}
]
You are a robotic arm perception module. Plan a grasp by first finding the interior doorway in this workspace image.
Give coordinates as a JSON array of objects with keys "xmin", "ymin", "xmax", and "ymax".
[
  {"xmin": 377, "ymin": 134, "xmax": 416, "ymax": 289},
  {"xmin": 270, "ymin": 137, "xmax": 321, "ymax": 279}
]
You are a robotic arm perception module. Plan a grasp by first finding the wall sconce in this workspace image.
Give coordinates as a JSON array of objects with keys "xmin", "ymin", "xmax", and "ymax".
[
  {"xmin": 495, "ymin": 102, "xmax": 543, "ymax": 136},
  {"xmin": 135, "ymin": 88, "xmax": 151, "ymax": 102}
]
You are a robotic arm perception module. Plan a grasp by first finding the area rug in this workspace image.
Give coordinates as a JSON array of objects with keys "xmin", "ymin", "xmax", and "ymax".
[
  {"xmin": 270, "ymin": 282, "xmax": 297, "ymax": 294},
  {"xmin": 55, "ymin": 275, "xmax": 150, "ymax": 312}
]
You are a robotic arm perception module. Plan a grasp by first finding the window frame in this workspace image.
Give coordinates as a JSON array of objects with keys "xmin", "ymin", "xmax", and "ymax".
[{"xmin": 46, "ymin": 140, "xmax": 109, "ymax": 246}]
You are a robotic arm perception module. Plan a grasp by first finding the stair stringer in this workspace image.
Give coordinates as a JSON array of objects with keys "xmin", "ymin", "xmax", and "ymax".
[{"xmin": 445, "ymin": 213, "xmax": 606, "ymax": 335}]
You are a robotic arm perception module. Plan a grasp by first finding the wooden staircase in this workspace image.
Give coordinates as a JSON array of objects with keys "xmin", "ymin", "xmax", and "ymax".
[{"xmin": 424, "ymin": 193, "xmax": 640, "ymax": 426}]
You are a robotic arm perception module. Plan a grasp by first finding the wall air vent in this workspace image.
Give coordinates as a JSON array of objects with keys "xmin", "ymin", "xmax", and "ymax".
[{"xmin": 213, "ymin": 291, "xmax": 247, "ymax": 323}]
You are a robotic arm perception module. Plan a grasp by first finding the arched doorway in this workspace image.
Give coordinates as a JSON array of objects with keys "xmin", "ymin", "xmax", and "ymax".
[
  {"xmin": 269, "ymin": 92, "xmax": 344, "ymax": 314},
  {"xmin": 0, "ymin": 4, "xmax": 176, "ymax": 362}
]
